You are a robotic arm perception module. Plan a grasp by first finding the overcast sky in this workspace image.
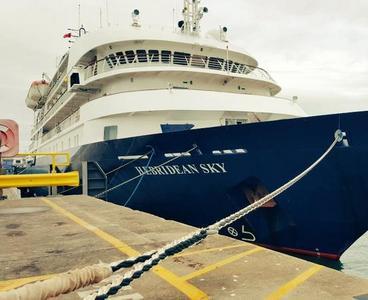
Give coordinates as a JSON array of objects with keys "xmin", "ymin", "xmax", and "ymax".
[{"xmin": 0, "ymin": 0, "xmax": 367, "ymax": 150}]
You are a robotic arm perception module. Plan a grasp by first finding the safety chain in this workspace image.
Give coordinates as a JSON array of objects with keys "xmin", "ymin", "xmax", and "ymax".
[
  {"xmin": 85, "ymin": 130, "xmax": 344, "ymax": 299},
  {"xmin": 95, "ymin": 144, "xmax": 198, "ymax": 199}
]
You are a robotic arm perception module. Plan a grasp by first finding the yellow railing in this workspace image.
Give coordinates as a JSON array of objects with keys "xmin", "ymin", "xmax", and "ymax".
[
  {"xmin": 0, "ymin": 152, "xmax": 79, "ymax": 189},
  {"xmin": 15, "ymin": 152, "xmax": 71, "ymax": 173},
  {"xmin": 0, "ymin": 172, "xmax": 79, "ymax": 188}
]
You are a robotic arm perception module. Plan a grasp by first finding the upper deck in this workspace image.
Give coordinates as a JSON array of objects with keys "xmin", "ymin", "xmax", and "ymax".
[{"xmin": 26, "ymin": 1, "xmax": 305, "ymax": 151}]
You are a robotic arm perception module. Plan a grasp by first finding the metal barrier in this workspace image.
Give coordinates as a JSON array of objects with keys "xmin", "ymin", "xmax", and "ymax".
[
  {"xmin": 15, "ymin": 152, "xmax": 71, "ymax": 173},
  {"xmin": 0, "ymin": 172, "xmax": 79, "ymax": 188},
  {"xmin": 0, "ymin": 152, "xmax": 79, "ymax": 189}
]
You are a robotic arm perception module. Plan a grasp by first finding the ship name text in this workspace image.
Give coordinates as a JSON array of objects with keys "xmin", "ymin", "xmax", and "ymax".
[{"xmin": 135, "ymin": 163, "xmax": 227, "ymax": 176}]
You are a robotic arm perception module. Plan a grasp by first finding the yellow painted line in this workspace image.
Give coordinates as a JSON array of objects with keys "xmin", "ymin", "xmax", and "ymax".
[
  {"xmin": 40, "ymin": 197, "xmax": 208, "ymax": 300},
  {"xmin": 0, "ymin": 274, "xmax": 56, "ymax": 291},
  {"xmin": 181, "ymin": 247, "xmax": 264, "ymax": 281},
  {"xmin": 152, "ymin": 267, "xmax": 209, "ymax": 300},
  {"xmin": 175, "ymin": 243, "xmax": 248, "ymax": 257},
  {"xmin": 265, "ymin": 265, "xmax": 324, "ymax": 300},
  {"xmin": 41, "ymin": 197, "xmax": 140, "ymax": 257}
]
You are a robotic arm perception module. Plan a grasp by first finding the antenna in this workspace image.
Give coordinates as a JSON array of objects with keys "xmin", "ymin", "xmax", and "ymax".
[
  {"xmin": 181, "ymin": 0, "xmax": 208, "ymax": 34},
  {"xmin": 78, "ymin": 3, "xmax": 81, "ymax": 28},
  {"xmin": 106, "ymin": 0, "xmax": 110, "ymax": 27},
  {"xmin": 172, "ymin": 8, "xmax": 175, "ymax": 32},
  {"xmin": 99, "ymin": 8, "xmax": 103, "ymax": 28}
]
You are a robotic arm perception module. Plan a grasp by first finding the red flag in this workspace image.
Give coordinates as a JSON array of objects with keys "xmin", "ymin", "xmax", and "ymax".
[{"xmin": 63, "ymin": 32, "xmax": 72, "ymax": 38}]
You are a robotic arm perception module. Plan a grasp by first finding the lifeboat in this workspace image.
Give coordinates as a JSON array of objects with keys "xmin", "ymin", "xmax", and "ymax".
[{"xmin": 25, "ymin": 80, "xmax": 49, "ymax": 110}]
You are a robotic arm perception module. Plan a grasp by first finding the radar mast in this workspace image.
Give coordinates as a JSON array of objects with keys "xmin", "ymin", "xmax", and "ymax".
[{"xmin": 182, "ymin": 0, "xmax": 208, "ymax": 34}]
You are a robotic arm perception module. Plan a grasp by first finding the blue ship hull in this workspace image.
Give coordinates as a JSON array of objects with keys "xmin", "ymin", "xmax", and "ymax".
[{"xmin": 34, "ymin": 111, "xmax": 368, "ymax": 259}]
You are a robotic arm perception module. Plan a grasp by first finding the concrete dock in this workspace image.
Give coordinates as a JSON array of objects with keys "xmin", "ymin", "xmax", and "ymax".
[{"xmin": 0, "ymin": 195, "xmax": 367, "ymax": 299}]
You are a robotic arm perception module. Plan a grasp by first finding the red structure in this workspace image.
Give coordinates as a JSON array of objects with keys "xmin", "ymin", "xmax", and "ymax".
[{"xmin": 0, "ymin": 119, "xmax": 19, "ymax": 158}]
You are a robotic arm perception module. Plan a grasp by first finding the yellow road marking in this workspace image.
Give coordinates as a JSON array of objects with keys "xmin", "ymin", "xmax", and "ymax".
[
  {"xmin": 0, "ymin": 274, "xmax": 55, "ymax": 292},
  {"xmin": 42, "ymin": 197, "xmax": 139, "ymax": 257},
  {"xmin": 175, "ymin": 243, "xmax": 248, "ymax": 257},
  {"xmin": 152, "ymin": 268, "xmax": 209, "ymax": 300},
  {"xmin": 181, "ymin": 247, "xmax": 264, "ymax": 281},
  {"xmin": 266, "ymin": 265, "xmax": 324, "ymax": 300},
  {"xmin": 40, "ymin": 197, "xmax": 208, "ymax": 300}
]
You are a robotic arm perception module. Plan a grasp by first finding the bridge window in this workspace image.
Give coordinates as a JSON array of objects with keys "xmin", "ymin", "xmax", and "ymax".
[
  {"xmin": 173, "ymin": 52, "xmax": 190, "ymax": 65},
  {"xmin": 191, "ymin": 55, "xmax": 207, "ymax": 68},
  {"xmin": 116, "ymin": 51, "xmax": 126, "ymax": 64},
  {"xmin": 224, "ymin": 60, "xmax": 233, "ymax": 72},
  {"xmin": 208, "ymin": 57, "xmax": 223, "ymax": 70},
  {"xmin": 136, "ymin": 49, "xmax": 147, "ymax": 62},
  {"xmin": 101, "ymin": 49, "xmax": 259, "ymax": 79},
  {"xmin": 161, "ymin": 50, "xmax": 171, "ymax": 63},
  {"xmin": 148, "ymin": 50, "xmax": 160, "ymax": 62},
  {"xmin": 232, "ymin": 62, "xmax": 240, "ymax": 73},
  {"xmin": 104, "ymin": 126, "xmax": 118, "ymax": 141},
  {"xmin": 125, "ymin": 50, "xmax": 136, "ymax": 63},
  {"xmin": 105, "ymin": 54, "xmax": 117, "ymax": 68}
]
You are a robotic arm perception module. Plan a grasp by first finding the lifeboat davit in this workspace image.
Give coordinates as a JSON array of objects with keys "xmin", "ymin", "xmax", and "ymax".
[{"xmin": 25, "ymin": 80, "xmax": 49, "ymax": 110}]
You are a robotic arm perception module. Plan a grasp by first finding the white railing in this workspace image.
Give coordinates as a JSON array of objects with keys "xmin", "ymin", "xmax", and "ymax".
[
  {"xmin": 41, "ymin": 110, "xmax": 80, "ymax": 143},
  {"xmin": 85, "ymin": 53, "xmax": 275, "ymax": 82},
  {"xmin": 31, "ymin": 88, "xmax": 69, "ymax": 136}
]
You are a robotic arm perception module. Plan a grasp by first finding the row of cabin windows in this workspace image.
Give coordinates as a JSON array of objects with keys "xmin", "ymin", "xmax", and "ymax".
[
  {"xmin": 104, "ymin": 50, "xmax": 253, "ymax": 74},
  {"xmin": 47, "ymin": 135, "xmax": 79, "ymax": 152}
]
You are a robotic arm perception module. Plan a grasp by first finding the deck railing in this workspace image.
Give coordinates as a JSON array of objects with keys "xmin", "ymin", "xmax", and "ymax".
[
  {"xmin": 41, "ymin": 110, "xmax": 80, "ymax": 143},
  {"xmin": 31, "ymin": 88, "xmax": 69, "ymax": 136},
  {"xmin": 84, "ymin": 53, "xmax": 275, "ymax": 82}
]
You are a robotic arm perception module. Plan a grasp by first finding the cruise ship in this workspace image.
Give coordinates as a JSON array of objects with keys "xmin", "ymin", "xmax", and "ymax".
[{"xmin": 24, "ymin": 1, "xmax": 368, "ymax": 260}]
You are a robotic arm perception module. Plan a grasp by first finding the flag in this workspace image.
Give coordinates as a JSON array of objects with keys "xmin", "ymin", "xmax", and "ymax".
[{"xmin": 63, "ymin": 32, "xmax": 72, "ymax": 38}]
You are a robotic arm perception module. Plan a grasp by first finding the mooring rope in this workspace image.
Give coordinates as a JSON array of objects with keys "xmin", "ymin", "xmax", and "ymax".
[
  {"xmin": 105, "ymin": 149, "xmax": 154, "ymax": 176},
  {"xmin": 123, "ymin": 148, "xmax": 155, "ymax": 207},
  {"xmin": 95, "ymin": 144, "xmax": 198, "ymax": 199},
  {"xmin": 59, "ymin": 150, "xmax": 154, "ymax": 196},
  {"xmin": 85, "ymin": 130, "xmax": 345, "ymax": 300}
]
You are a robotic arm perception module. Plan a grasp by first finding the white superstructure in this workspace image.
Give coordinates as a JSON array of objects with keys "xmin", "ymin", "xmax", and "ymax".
[{"xmin": 27, "ymin": 1, "xmax": 306, "ymax": 153}]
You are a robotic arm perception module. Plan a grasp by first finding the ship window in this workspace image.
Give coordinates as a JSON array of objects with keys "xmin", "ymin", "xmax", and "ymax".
[
  {"xmin": 148, "ymin": 50, "xmax": 159, "ymax": 62},
  {"xmin": 125, "ymin": 50, "xmax": 136, "ymax": 63},
  {"xmin": 116, "ymin": 51, "xmax": 126, "ymax": 64},
  {"xmin": 174, "ymin": 52, "xmax": 190, "ymax": 65},
  {"xmin": 238, "ymin": 64, "xmax": 245, "ymax": 73},
  {"xmin": 161, "ymin": 50, "xmax": 171, "ymax": 63},
  {"xmin": 225, "ymin": 119, "xmax": 248, "ymax": 126},
  {"xmin": 191, "ymin": 55, "xmax": 207, "ymax": 68},
  {"xmin": 70, "ymin": 73, "xmax": 80, "ymax": 86},
  {"xmin": 224, "ymin": 60, "xmax": 233, "ymax": 72},
  {"xmin": 136, "ymin": 49, "xmax": 147, "ymax": 62},
  {"xmin": 105, "ymin": 54, "xmax": 116, "ymax": 68},
  {"xmin": 208, "ymin": 57, "xmax": 223, "ymax": 70},
  {"xmin": 232, "ymin": 62, "xmax": 240, "ymax": 73},
  {"xmin": 109, "ymin": 54, "xmax": 117, "ymax": 65},
  {"xmin": 104, "ymin": 126, "xmax": 118, "ymax": 141}
]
